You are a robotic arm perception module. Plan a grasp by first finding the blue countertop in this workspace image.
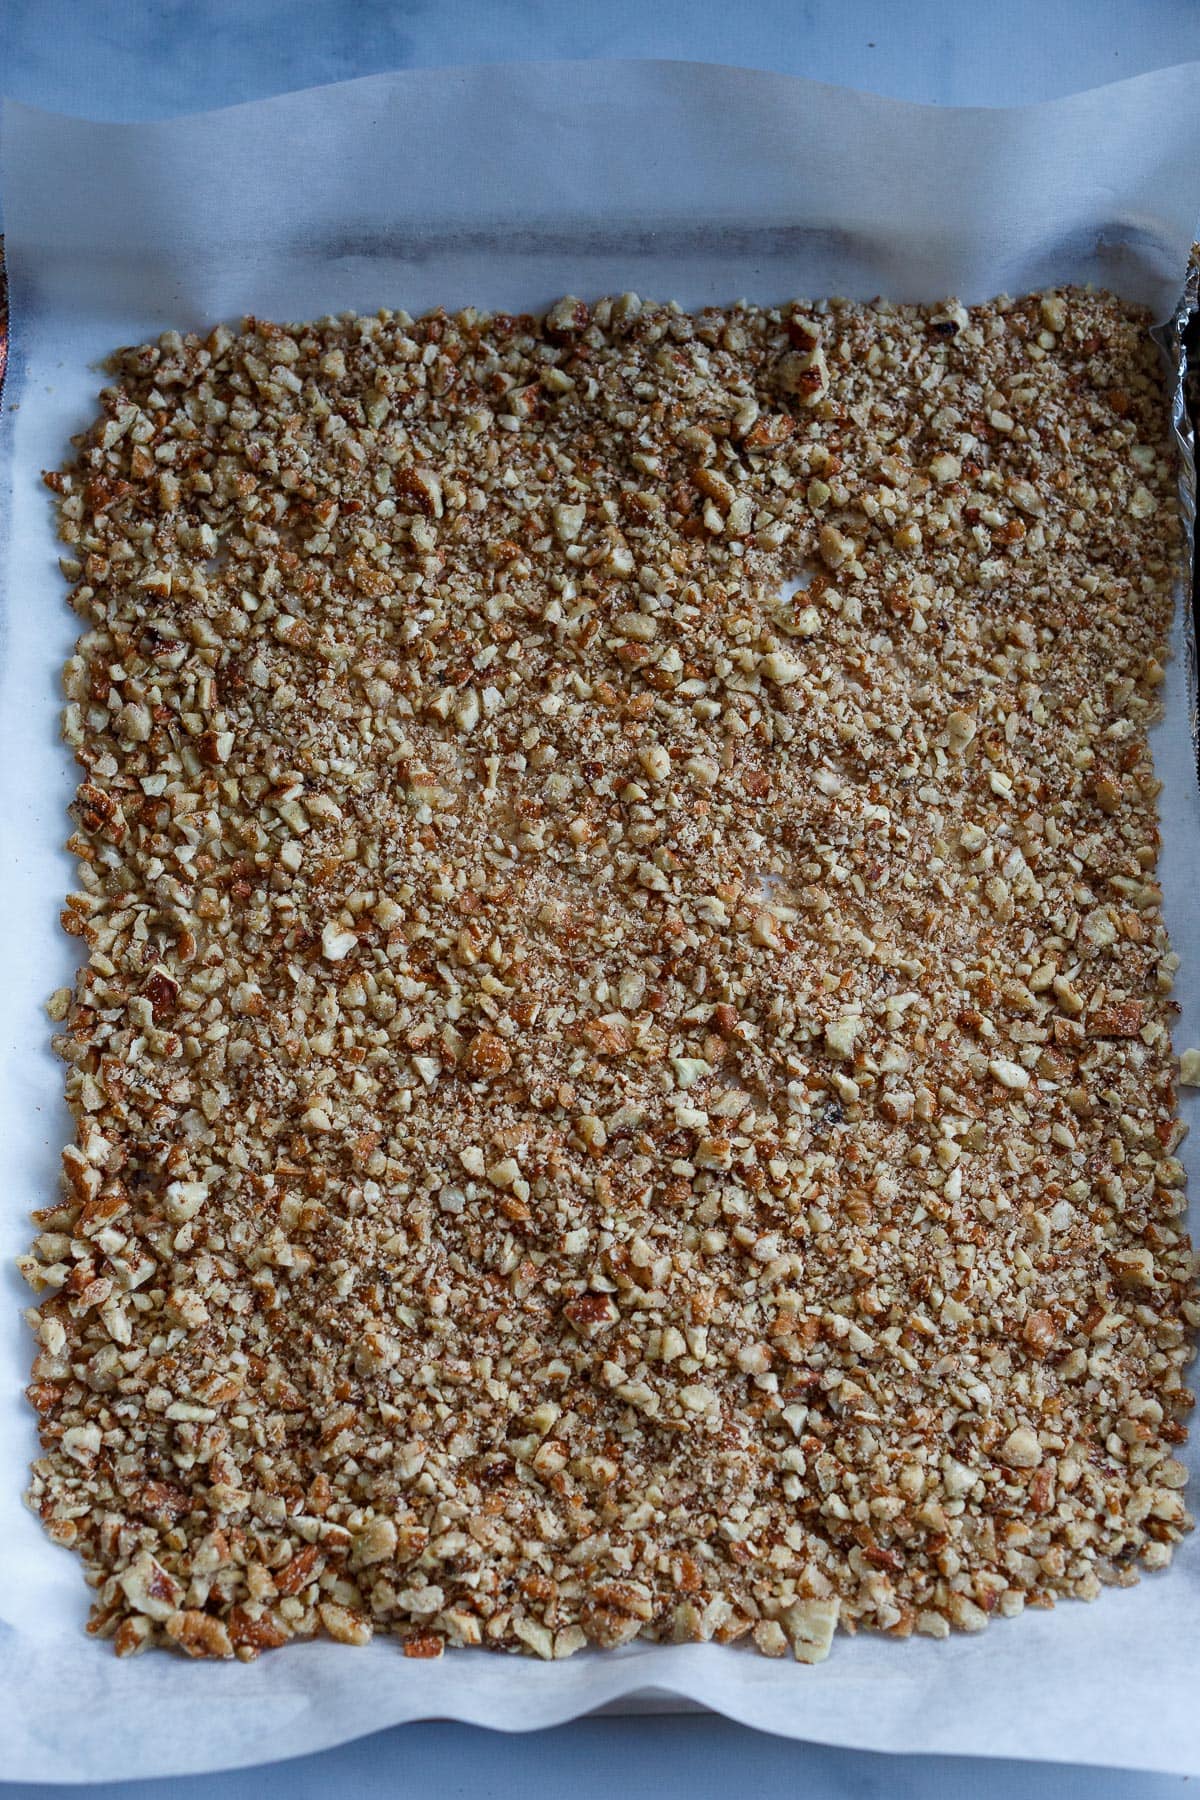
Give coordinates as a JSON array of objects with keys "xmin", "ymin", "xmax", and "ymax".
[
  {"xmin": 3, "ymin": 2, "xmax": 1199, "ymax": 1793},
  {"xmin": 4, "ymin": 0, "xmax": 1200, "ymax": 114}
]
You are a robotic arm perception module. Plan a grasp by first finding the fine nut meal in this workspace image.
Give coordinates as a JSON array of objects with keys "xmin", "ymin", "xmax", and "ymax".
[{"xmin": 22, "ymin": 289, "xmax": 1195, "ymax": 1661}]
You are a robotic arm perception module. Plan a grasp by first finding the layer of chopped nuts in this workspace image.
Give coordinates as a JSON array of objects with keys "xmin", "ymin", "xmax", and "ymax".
[{"xmin": 24, "ymin": 288, "xmax": 1195, "ymax": 1663}]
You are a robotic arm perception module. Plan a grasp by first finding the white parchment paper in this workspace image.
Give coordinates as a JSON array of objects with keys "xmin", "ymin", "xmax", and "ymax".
[{"xmin": 2, "ymin": 61, "xmax": 1200, "ymax": 1782}]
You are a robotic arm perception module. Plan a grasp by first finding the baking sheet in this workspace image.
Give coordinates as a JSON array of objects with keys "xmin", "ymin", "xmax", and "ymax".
[{"xmin": 2, "ymin": 60, "xmax": 1200, "ymax": 1782}]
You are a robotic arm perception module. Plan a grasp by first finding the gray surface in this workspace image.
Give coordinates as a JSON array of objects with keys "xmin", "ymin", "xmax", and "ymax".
[{"xmin": 2, "ymin": 0, "xmax": 1199, "ymax": 1792}]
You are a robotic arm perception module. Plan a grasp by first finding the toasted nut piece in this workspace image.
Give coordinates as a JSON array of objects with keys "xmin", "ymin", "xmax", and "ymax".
[
  {"xmin": 774, "ymin": 345, "xmax": 829, "ymax": 407},
  {"xmin": 318, "ymin": 1602, "xmax": 373, "ymax": 1646},
  {"xmin": 544, "ymin": 296, "xmax": 590, "ymax": 341},
  {"xmin": 462, "ymin": 1031, "xmax": 513, "ymax": 1079},
  {"xmin": 164, "ymin": 1610, "xmax": 234, "ymax": 1658},
  {"xmin": 118, "ymin": 1552, "xmax": 182, "ymax": 1621},
  {"xmin": 1022, "ymin": 1310, "xmax": 1058, "ymax": 1358},
  {"xmin": 818, "ymin": 522, "xmax": 854, "ymax": 570}
]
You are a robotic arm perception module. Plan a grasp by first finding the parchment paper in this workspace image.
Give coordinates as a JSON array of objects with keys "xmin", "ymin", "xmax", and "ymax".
[{"xmin": 2, "ymin": 61, "xmax": 1200, "ymax": 1782}]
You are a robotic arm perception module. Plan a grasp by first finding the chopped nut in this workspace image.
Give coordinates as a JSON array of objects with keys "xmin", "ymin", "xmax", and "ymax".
[
  {"xmin": 1021, "ymin": 1310, "xmax": 1058, "ymax": 1358},
  {"xmin": 999, "ymin": 1427, "xmax": 1043, "ymax": 1470},
  {"xmin": 461, "ymin": 1031, "xmax": 512, "ymax": 1079},
  {"xmin": 553, "ymin": 502, "xmax": 586, "ymax": 542},
  {"xmin": 317, "ymin": 1602, "xmax": 373, "ymax": 1647},
  {"xmin": 783, "ymin": 1597, "xmax": 840, "ymax": 1663},
  {"xmin": 118, "ymin": 1552, "xmax": 182, "ymax": 1622},
  {"xmin": 164, "ymin": 1610, "xmax": 234, "ymax": 1659},
  {"xmin": 818, "ymin": 522, "xmax": 854, "ymax": 570},
  {"xmin": 945, "ymin": 710, "xmax": 976, "ymax": 750},
  {"xmin": 760, "ymin": 651, "xmax": 806, "ymax": 685},
  {"xmin": 321, "ymin": 922, "xmax": 358, "ymax": 962},
  {"xmin": 825, "ymin": 1015, "xmax": 862, "ymax": 1060},
  {"xmin": 988, "ymin": 1057, "xmax": 1029, "ymax": 1092},
  {"xmin": 1040, "ymin": 293, "xmax": 1068, "ymax": 333},
  {"xmin": 31, "ymin": 288, "xmax": 1191, "ymax": 1669},
  {"xmin": 752, "ymin": 1619, "xmax": 789, "ymax": 1658},
  {"xmin": 774, "ymin": 344, "xmax": 829, "ymax": 407}
]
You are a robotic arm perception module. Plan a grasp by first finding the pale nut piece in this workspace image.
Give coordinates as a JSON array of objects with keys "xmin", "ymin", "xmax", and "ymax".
[
  {"xmin": 1007, "ymin": 477, "xmax": 1045, "ymax": 517},
  {"xmin": 1040, "ymin": 293, "xmax": 1068, "ymax": 332},
  {"xmin": 929, "ymin": 452, "xmax": 962, "ymax": 483},
  {"xmin": 941, "ymin": 1456, "xmax": 976, "ymax": 1499},
  {"xmin": 321, "ymin": 921, "xmax": 358, "ymax": 962},
  {"xmin": 1180, "ymin": 1047, "xmax": 1200, "ymax": 1086},
  {"xmin": 351, "ymin": 1517, "xmax": 399, "ymax": 1568},
  {"xmin": 998, "ymin": 1426, "xmax": 1043, "ymax": 1470},
  {"xmin": 553, "ymin": 501, "xmax": 586, "ymax": 542},
  {"xmin": 782, "ymin": 1597, "xmax": 840, "ymax": 1663},
  {"xmin": 694, "ymin": 1136, "xmax": 733, "ymax": 1170},
  {"xmin": 783, "ymin": 604, "xmax": 822, "ymax": 638},
  {"xmin": 685, "ymin": 755, "xmax": 719, "ymax": 787},
  {"xmin": 62, "ymin": 1423, "xmax": 102, "ymax": 1467},
  {"xmin": 679, "ymin": 1382, "xmax": 718, "ymax": 1414},
  {"xmin": 824, "ymin": 1015, "xmax": 862, "ymax": 1060},
  {"xmin": 947, "ymin": 1595, "xmax": 990, "ymax": 1634},
  {"xmin": 1052, "ymin": 974, "xmax": 1085, "ymax": 1016},
  {"xmin": 616, "ymin": 610, "xmax": 658, "ymax": 642},
  {"xmin": 1108, "ymin": 1246, "xmax": 1156, "ymax": 1289},
  {"xmin": 575, "ymin": 1112, "xmax": 607, "ymax": 1149},
  {"xmin": 945, "ymin": 709, "xmax": 977, "ymax": 750},
  {"xmin": 513, "ymin": 1616, "xmax": 555, "ymax": 1660},
  {"xmin": 116, "ymin": 700, "xmax": 153, "ymax": 742},
  {"xmin": 760, "ymin": 651, "xmax": 806, "ymax": 685},
  {"xmin": 164, "ymin": 1180, "xmax": 207, "ymax": 1223},
  {"xmin": 753, "ymin": 1619, "xmax": 789, "ymax": 1657},
  {"xmin": 988, "ymin": 1057, "xmax": 1029, "ymax": 1092},
  {"xmin": 638, "ymin": 743, "xmax": 671, "ymax": 782},
  {"xmin": 671, "ymin": 1056, "xmax": 711, "ymax": 1089}
]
